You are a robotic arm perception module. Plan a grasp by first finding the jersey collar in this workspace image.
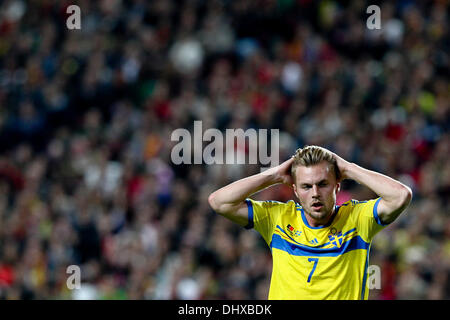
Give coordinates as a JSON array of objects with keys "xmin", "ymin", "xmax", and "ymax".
[{"xmin": 298, "ymin": 205, "xmax": 340, "ymax": 229}]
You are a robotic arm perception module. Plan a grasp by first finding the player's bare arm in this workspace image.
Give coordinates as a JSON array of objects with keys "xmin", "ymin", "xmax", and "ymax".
[
  {"xmin": 333, "ymin": 153, "xmax": 413, "ymax": 225},
  {"xmin": 208, "ymin": 157, "xmax": 294, "ymax": 227}
]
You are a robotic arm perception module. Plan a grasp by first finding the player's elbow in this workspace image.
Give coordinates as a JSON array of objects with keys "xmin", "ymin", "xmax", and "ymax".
[
  {"xmin": 378, "ymin": 187, "xmax": 413, "ymax": 225},
  {"xmin": 390, "ymin": 185, "xmax": 412, "ymax": 215},
  {"xmin": 399, "ymin": 185, "xmax": 413, "ymax": 208},
  {"xmin": 208, "ymin": 192, "xmax": 234, "ymax": 216},
  {"xmin": 208, "ymin": 192, "xmax": 222, "ymax": 213}
]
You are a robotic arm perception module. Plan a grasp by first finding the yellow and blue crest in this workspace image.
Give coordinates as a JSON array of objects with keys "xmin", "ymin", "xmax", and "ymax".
[{"xmin": 328, "ymin": 230, "xmax": 344, "ymax": 248}]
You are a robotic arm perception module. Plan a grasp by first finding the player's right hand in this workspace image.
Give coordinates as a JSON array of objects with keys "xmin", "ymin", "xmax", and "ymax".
[{"xmin": 268, "ymin": 156, "xmax": 294, "ymax": 186}]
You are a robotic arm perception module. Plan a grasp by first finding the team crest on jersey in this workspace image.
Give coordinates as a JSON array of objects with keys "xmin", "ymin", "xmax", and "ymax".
[
  {"xmin": 286, "ymin": 224, "xmax": 302, "ymax": 237},
  {"xmin": 328, "ymin": 229, "xmax": 343, "ymax": 248}
]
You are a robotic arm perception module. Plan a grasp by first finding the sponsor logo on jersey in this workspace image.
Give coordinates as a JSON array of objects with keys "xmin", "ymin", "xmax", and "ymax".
[{"xmin": 286, "ymin": 224, "xmax": 302, "ymax": 237}]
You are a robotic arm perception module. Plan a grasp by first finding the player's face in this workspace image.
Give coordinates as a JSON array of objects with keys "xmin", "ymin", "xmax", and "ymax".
[{"xmin": 292, "ymin": 161, "xmax": 340, "ymax": 225}]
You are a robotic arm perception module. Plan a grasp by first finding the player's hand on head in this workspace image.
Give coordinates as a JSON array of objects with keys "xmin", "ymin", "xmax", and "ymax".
[
  {"xmin": 276, "ymin": 156, "xmax": 295, "ymax": 186},
  {"xmin": 332, "ymin": 153, "xmax": 352, "ymax": 182}
]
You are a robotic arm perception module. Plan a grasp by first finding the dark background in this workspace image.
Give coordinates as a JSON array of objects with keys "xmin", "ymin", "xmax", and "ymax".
[{"xmin": 0, "ymin": 0, "xmax": 448, "ymax": 299}]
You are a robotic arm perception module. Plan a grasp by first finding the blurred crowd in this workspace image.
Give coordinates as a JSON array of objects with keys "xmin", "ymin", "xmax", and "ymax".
[{"xmin": 0, "ymin": 0, "xmax": 448, "ymax": 300}]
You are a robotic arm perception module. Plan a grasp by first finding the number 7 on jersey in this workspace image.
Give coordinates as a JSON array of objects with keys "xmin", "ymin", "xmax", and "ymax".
[{"xmin": 307, "ymin": 258, "xmax": 319, "ymax": 283}]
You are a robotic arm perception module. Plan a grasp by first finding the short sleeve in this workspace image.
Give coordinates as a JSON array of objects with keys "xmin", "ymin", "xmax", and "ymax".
[
  {"xmin": 245, "ymin": 199, "xmax": 284, "ymax": 246},
  {"xmin": 348, "ymin": 198, "xmax": 389, "ymax": 242}
]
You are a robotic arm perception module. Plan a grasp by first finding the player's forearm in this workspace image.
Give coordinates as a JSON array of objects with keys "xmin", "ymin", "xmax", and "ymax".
[
  {"xmin": 208, "ymin": 169, "xmax": 281, "ymax": 211},
  {"xmin": 345, "ymin": 163, "xmax": 412, "ymax": 206}
]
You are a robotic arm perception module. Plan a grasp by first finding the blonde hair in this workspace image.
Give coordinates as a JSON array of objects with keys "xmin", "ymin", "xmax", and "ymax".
[{"xmin": 291, "ymin": 145, "xmax": 340, "ymax": 181}]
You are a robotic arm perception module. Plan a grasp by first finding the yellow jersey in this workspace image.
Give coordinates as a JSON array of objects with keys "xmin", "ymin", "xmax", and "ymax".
[{"xmin": 244, "ymin": 197, "xmax": 388, "ymax": 300}]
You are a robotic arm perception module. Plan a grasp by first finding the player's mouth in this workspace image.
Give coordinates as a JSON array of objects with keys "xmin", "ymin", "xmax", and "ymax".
[{"xmin": 311, "ymin": 202, "xmax": 324, "ymax": 211}]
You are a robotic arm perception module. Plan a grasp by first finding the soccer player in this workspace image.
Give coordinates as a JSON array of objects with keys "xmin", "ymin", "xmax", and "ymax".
[{"xmin": 208, "ymin": 145, "xmax": 412, "ymax": 299}]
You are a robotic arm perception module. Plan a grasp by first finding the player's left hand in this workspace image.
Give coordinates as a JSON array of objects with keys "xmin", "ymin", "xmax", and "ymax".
[{"xmin": 332, "ymin": 153, "xmax": 352, "ymax": 182}]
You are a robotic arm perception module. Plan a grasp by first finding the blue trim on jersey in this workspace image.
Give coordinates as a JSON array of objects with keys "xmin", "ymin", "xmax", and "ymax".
[
  {"xmin": 343, "ymin": 228, "xmax": 357, "ymax": 236},
  {"xmin": 276, "ymin": 225, "xmax": 304, "ymax": 245},
  {"xmin": 361, "ymin": 244, "xmax": 371, "ymax": 299},
  {"xmin": 372, "ymin": 198, "xmax": 388, "ymax": 226},
  {"xmin": 276, "ymin": 225, "xmax": 331, "ymax": 248},
  {"xmin": 244, "ymin": 199, "xmax": 254, "ymax": 229},
  {"xmin": 299, "ymin": 206, "xmax": 340, "ymax": 229},
  {"xmin": 271, "ymin": 233, "xmax": 370, "ymax": 257}
]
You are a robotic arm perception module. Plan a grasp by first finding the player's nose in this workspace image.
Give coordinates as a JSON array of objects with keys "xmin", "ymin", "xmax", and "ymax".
[{"xmin": 312, "ymin": 185, "xmax": 319, "ymax": 196}]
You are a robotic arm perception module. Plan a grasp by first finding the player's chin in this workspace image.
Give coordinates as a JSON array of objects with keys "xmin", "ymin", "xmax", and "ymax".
[{"xmin": 308, "ymin": 208, "xmax": 328, "ymax": 220}]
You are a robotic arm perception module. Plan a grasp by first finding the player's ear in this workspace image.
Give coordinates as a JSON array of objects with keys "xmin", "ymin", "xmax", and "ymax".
[{"xmin": 336, "ymin": 182, "xmax": 341, "ymax": 194}]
